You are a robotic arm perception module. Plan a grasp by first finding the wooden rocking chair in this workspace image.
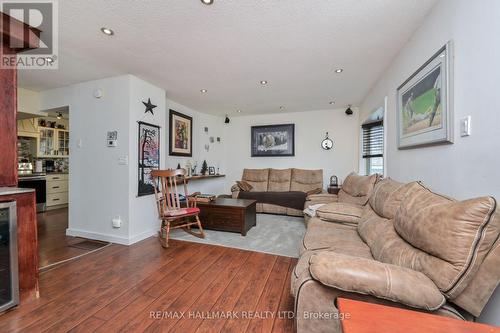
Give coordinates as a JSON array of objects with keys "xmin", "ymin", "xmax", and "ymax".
[{"xmin": 151, "ymin": 169, "xmax": 205, "ymax": 248}]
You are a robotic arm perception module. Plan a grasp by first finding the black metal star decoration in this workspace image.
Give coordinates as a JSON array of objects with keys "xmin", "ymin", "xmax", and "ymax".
[{"xmin": 142, "ymin": 98, "xmax": 157, "ymax": 115}]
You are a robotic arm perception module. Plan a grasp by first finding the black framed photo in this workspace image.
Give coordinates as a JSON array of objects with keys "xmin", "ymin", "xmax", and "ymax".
[
  {"xmin": 251, "ymin": 124, "xmax": 295, "ymax": 157},
  {"xmin": 208, "ymin": 166, "xmax": 216, "ymax": 175},
  {"xmin": 169, "ymin": 109, "xmax": 193, "ymax": 157},
  {"xmin": 138, "ymin": 121, "xmax": 160, "ymax": 196}
]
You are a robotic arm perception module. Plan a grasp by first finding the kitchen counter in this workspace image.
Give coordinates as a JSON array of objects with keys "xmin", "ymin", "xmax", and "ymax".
[{"xmin": 0, "ymin": 187, "xmax": 35, "ymax": 196}]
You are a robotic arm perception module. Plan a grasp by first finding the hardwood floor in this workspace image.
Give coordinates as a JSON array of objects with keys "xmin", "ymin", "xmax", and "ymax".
[
  {"xmin": 37, "ymin": 208, "xmax": 108, "ymax": 269},
  {"xmin": 0, "ymin": 237, "xmax": 297, "ymax": 332}
]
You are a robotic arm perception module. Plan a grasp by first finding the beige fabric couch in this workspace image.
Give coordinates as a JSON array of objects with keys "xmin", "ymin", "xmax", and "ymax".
[
  {"xmin": 304, "ymin": 172, "xmax": 379, "ymax": 225},
  {"xmin": 293, "ymin": 178, "xmax": 500, "ymax": 333},
  {"xmin": 232, "ymin": 168, "xmax": 323, "ymax": 216}
]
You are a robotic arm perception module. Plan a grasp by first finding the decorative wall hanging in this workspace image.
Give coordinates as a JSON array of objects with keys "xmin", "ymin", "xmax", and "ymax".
[
  {"xmin": 142, "ymin": 98, "xmax": 157, "ymax": 116},
  {"xmin": 169, "ymin": 109, "xmax": 193, "ymax": 156},
  {"xmin": 138, "ymin": 121, "xmax": 160, "ymax": 196},
  {"xmin": 321, "ymin": 132, "xmax": 334, "ymax": 150},
  {"xmin": 397, "ymin": 41, "xmax": 453, "ymax": 149},
  {"xmin": 251, "ymin": 124, "xmax": 295, "ymax": 157}
]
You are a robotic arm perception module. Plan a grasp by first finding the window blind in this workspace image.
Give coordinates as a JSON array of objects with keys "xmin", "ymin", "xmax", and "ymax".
[{"xmin": 362, "ymin": 120, "xmax": 383, "ymax": 158}]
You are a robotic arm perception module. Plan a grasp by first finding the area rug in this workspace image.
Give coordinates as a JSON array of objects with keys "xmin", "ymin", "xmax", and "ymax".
[{"xmin": 169, "ymin": 214, "xmax": 306, "ymax": 258}]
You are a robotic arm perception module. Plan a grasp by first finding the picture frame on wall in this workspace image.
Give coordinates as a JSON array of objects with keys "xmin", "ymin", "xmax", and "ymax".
[
  {"xmin": 397, "ymin": 41, "xmax": 453, "ymax": 149},
  {"xmin": 138, "ymin": 121, "xmax": 160, "ymax": 196},
  {"xmin": 169, "ymin": 109, "xmax": 193, "ymax": 157},
  {"xmin": 251, "ymin": 123, "xmax": 295, "ymax": 157}
]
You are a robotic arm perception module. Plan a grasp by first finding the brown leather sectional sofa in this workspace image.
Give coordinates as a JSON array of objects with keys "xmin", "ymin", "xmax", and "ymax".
[
  {"xmin": 232, "ymin": 168, "xmax": 323, "ymax": 216},
  {"xmin": 294, "ymin": 174, "xmax": 500, "ymax": 333}
]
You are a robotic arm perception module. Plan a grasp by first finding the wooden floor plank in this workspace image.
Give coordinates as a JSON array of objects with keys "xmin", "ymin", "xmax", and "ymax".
[
  {"xmin": 150, "ymin": 249, "xmax": 251, "ymax": 332},
  {"xmin": 171, "ymin": 250, "xmax": 252, "ymax": 332},
  {"xmin": 111, "ymin": 245, "xmax": 227, "ymax": 332},
  {"xmin": 246, "ymin": 256, "xmax": 292, "ymax": 333},
  {"xmin": 271, "ymin": 259, "xmax": 296, "ymax": 333},
  {"xmin": 10, "ymin": 239, "xmax": 187, "ymax": 332},
  {"xmin": 0, "ymin": 238, "xmax": 297, "ymax": 333},
  {"xmin": 195, "ymin": 252, "xmax": 278, "ymax": 333},
  {"xmin": 220, "ymin": 253, "xmax": 279, "ymax": 333}
]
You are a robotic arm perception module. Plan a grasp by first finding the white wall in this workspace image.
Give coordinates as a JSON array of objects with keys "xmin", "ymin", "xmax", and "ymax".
[
  {"xmin": 40, "ymin": 75, "xmax": 171, "ymax": 245},
  {"xmin": 128, "ymin": 76, "xmax": 166, "ymax": 242},
  {"xmin": 360, "ymin": 0, "xmax": 500, "ymax": 325},
  {"xmin": 223, "ymin": 109, "xmax": 360, "ymax": 190},
  {"xmin": 40, "ymin": 75, "xmax": 132, "ymax": 243},
  {"xmin": 165, "ymin": 99, "xmax": 227, "ymax": 195}
]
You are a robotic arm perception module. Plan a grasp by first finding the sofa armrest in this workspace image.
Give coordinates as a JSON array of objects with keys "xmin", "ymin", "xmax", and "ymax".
[
  {"xmin": 309, "ymin": 252, "xmax": 445, "ymax": 311},
  {"xmin": 306, "ymin": 193, "xmax": 338, "ymax": 203}
]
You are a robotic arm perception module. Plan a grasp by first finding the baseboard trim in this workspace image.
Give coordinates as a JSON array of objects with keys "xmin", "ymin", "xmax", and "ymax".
[{"xmin": 66, "ymin": 228, "xmax": 157, "ymax": 245}]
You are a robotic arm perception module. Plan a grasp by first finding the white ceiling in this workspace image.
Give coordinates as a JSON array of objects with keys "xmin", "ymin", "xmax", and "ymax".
[{"xmin": 18, "ymin": 0, "xmax": 438, "ymax": 116}]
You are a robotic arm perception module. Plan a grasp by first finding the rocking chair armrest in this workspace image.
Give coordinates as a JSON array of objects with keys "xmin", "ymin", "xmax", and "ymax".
[{"xmin": 187, "ymin": 192, "xmax": 202, "ymax": 208}]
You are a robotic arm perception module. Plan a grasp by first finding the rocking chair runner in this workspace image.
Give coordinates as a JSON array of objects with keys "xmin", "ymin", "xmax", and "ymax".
[{"xmin": 151, "ymin": 169, "xmax": 205, "ymax": 248}]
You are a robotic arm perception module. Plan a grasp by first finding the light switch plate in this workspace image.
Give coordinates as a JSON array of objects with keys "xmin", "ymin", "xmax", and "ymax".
[{"xmin": 460, "ymin": 116, "xmax": 471, "ymax": 137}]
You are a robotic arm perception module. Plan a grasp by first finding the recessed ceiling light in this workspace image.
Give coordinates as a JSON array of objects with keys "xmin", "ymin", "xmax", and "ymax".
[
  {"xmin": 237, "ymin": 110, "xmax": 242, "ymax": 113},
  {"xmin": 260, "ymin": 80, "xmax": 268, "ymax": 85},
  {"xmin": 334, "ymin": 69, "xmax": 343, "ymax": 73},
  {"xmin": 329, "ymin": 101, "xmax": 335, "ymax": 105},
  {"xmin": 201, "ymin": 0, "xmax": 214, "ymax": 4},
  {"xmin": 279, "ymin": 106, "xmax": 285, "ymax": 110},
  {"xmin": 100, "ymin": 27, "xmax": 114, "ymax": 36},
  {"xmin": 200, "ymin": 89, "xmax": 208, "ymax": 93}
]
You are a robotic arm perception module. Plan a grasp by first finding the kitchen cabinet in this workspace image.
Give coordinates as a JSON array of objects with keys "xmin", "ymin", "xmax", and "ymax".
[
  {"xmin": 46, "ymin": 174, "xmax": 68, "ymax": 208},
  {"xmin": 37, "ymin": 127, "xmax": 69, "ymax": 158}
]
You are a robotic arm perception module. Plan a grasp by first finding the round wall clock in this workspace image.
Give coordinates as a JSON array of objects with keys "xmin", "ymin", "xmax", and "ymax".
[{"xmin": 321, "ymin": 132, "xmax": 334, "ymax": 150}]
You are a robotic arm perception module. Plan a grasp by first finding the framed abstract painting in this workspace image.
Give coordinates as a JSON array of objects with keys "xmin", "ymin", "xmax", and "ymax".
[
  {"xmin": 397, "ymin": 41, "xmax": 453, "ymax": 149},
  {"xmin": 251, "ymin": 124, "xmax": 295, "ymax": 157},
  {"xmin": 138, "ymin": 121, "xmax": 160, "ymax": 196},
  {"xmin": 169, "ymin": 109, "xmax": 193, "ymax": 157}
]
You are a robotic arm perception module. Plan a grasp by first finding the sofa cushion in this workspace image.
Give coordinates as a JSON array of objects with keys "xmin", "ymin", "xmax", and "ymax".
[
  {"xmin": 290, "ymin": 168, "xmax": 323, "ymax": 192},
  {"xmin": 316, "ymin": 202, "xmax": 363, "ymax": 226},
  {"xmin": 268, "ymin": 168, "xmax": 292, "ymax": 191},
  {"xmin": 242, "ymin": 168, "xmax": 269, "ymax": 192},
  {"xmin": 369, "ymin": 179, "xmax": 420, "ymax": 219},
  {"xmin": 342, "ymin": 172, "xmax": 378, "ymax": 197},
  {"xmin": 309, "ymin": 252, "xmax": 445, "ymax": 310},
  {"xmin": 301, "ymin": 219, "xmax": 372, "ymax": 258},
  {"xmin": 394, "ymin": 183, "xmax": 499, "ymax": 298},
  {"xmin": 236, "ymin": 180, "xmax": 253, "ymax": 192}
]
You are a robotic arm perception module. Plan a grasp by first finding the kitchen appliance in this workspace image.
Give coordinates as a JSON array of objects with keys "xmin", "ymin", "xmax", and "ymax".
[
  {"xmin": 45, "ymin": 160, "xmax": 55, "ymax": 173},
  {"xmin": 17, "ymin": 163, "xmax": 46, "ymax": 212},
  {"xmin": 0, "ymin": 201, "xmax": 19, "ymax": 313}
]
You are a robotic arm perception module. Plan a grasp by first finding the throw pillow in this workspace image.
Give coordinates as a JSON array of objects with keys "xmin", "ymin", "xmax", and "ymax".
[
  {"xmin": 306, "ymin": 187, "xmax": 323, "ymax": 196},
  {"xmin": 236, "ymin": 180, "xmax": 253, "ymax": 192}
]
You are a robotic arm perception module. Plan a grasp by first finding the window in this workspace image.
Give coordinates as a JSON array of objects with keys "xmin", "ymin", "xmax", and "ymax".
[{"xmin": 362, "ymin": 120, "xmax": 384, "ymax": 175}]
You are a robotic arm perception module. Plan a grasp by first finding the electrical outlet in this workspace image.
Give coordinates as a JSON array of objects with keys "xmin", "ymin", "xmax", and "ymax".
[
  {"xmin": 112, "ymin": 216, "xmax": 122, "ymax": 228},
  {"xmin": 460, "ymin": 116, "xmax": 471, "ymax": 137}
]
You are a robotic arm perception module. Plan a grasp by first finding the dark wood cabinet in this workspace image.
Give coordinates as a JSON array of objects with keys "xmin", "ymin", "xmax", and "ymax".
[
  {"xmin": 0, "ymin": 191, "xmax": 38, "ymax": 300},
  {"xmin": 197, "ymin": 198, "xmax": 257, "ymax": 236},
  {"xmin": 0, "ymin": 41, "xmax": 18, "ymax": 187},
  {"xmin": 0, "ymin": 13, "xmax": 41, "ymax": 304}
]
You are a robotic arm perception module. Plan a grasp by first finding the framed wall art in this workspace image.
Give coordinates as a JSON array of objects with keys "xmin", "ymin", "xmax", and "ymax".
[
  {"xmin": 138, "ymin": 121, "xmax": 160, "ymax": 196},
  {"xmin": 169, "ymin": 109, "xmax": 193, "ymax": 157},
  {"xmin": 251, "ymin": 124, "xmax": 295, "ymax": 157},
  {"xmin": 397, "ymin": 41, "xmax": 453, "ymax": 149}
]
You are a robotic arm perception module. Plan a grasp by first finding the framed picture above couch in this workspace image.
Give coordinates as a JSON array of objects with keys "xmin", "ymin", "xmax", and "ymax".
[
  {"xmin": 397, "ymin": 41, "xmax": 453, "ymax": 149},
  {"xmin": 251, "ymin": 123, "xmax": 295, "ymax": 157},
  {"xmin": 169, "ymin": 109, "xmax": 193, "ymax": 156}
]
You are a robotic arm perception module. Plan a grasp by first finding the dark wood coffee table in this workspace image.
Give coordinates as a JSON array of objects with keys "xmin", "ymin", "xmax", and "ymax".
[{"xmin": 197, "ymin": 198, "xmax": 257, "ymax": 236}]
